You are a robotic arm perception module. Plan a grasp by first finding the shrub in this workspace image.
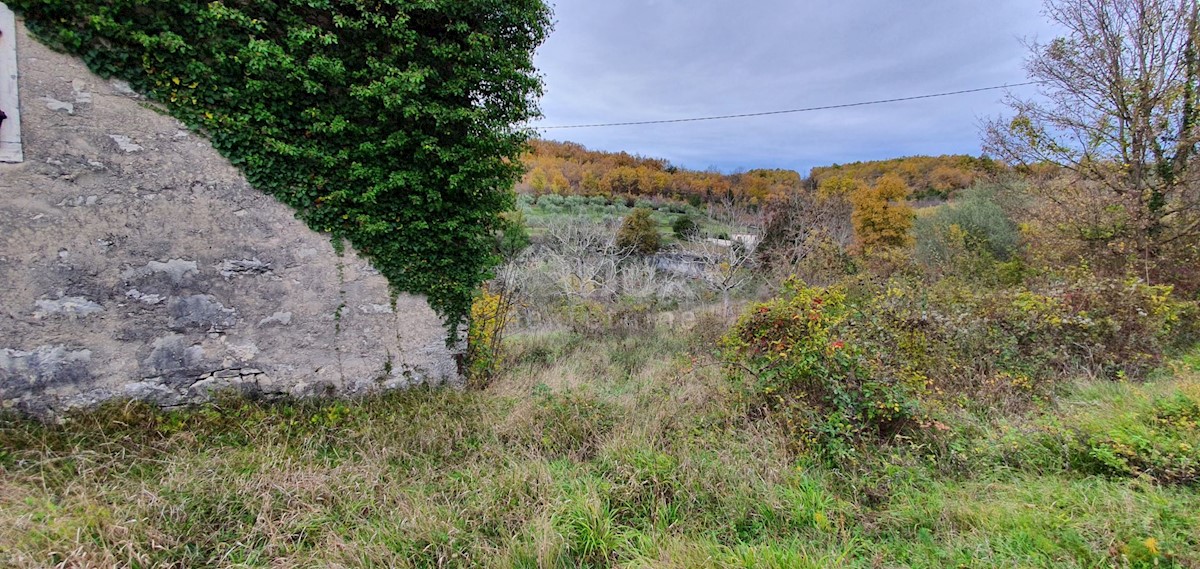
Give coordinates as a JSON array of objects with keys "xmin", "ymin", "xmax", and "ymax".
[
  {"xmin": 467, "ymin": 285, "xmax": 512, "ymax": 386},
  {"xmin": 672, "ymin": 215, "xmax": 699, "ymax": 240},
  {"xmin": 722, "ymin": 280, "xmax": 923, "ymax": 459},
  {"xmin": 914, "ymin": 185, "xmax": 1021, "ymax": 280},
  {"xmin": 723, "ymin": 271, "xmax": 1199, "ymax": 458},
  {"xmin": 497, "ymin": 210, "xmax": 532, "ymax": 260},
  {"xmin": 865, "ymin": 275, "xmax": 1195, "ymax": 396},
  {"xmin": 616, "ymin": 208, "xmax": 662, "ymax": 255}
]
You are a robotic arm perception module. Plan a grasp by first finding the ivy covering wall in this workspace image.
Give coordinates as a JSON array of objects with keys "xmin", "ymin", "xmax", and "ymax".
[{"xmin": 11, "ymin": 0, "xmax": 552, "ymax": 332}]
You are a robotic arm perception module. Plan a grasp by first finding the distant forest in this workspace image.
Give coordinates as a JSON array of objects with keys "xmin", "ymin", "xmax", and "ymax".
[{"xmin": 520, "ymin": 139, "xmax": 1003, "ymax": 205}]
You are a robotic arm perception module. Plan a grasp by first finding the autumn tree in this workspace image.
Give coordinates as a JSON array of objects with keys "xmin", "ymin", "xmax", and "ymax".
[
  {"xmin": 817, "ymin": 174, "xmax": 864, "ymax": 198},
  {"xmin": 542, "ymin": 220, "xmax": 629, "ymax": 299},
  {"xmin": 849, "ymin": 174, "xmax": 915, "ymax": 251},
  {"xmin": 984, "ymin": 0, "xmax": 1200, "ymax": 283}
]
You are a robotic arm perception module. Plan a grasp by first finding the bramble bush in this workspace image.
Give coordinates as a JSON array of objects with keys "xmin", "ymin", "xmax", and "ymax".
[
  {"xmin": 861, "ymin": 275, "xmax": 1193, "ymax": 403},
  {"xmin": 723, "ymin": 272, "xmax": 1200, "ymax": 458},
  {"xmin": 722, "ymin": 279, "xmax": 924, "ymax": 459}
]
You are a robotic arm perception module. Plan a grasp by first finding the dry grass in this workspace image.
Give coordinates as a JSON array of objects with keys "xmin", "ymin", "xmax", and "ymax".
[{"xmin": 1, "ymin": 323, "xmax": 1198, "ymax": 568}]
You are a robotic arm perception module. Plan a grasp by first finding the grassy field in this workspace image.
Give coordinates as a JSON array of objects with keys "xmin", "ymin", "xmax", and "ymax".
[
  {"xmin": 516, "ymin": 194, "xmax": 740, "ymax": 241},
  {"xmin": 2, "ymin": 323, "xmax": 1197, "ymax": 568}
]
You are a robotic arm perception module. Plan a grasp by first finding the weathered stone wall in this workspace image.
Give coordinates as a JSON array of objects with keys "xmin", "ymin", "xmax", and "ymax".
[{"xmin": 0, "ymin": 18, "xmax": 462, "ymax": 416}]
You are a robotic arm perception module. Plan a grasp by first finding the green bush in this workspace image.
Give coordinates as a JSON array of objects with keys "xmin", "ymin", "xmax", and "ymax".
[
  {"xmin": 671, "ymin": 215, "xmax": 699, "ymax": 240},
  {"xmin": 914, "ymin": 185, "xmax": 1021, "ymax": 281},
  {"xmin": 722, "ymin": 280, "xmax": 923, "ymax": 459},
  {"xmin": 616, "ymin": 208, "xmax": 662, "ymax": 255},
  {"xmin": 12, "ymin": 0, "xmax": 551, "ymax": 330}
]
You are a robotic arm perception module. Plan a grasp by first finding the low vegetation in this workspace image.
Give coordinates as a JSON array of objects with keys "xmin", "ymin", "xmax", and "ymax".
[
  {"xmin": 2, "ymin": 327, "xmax": 1198, "ymax": 567},
  {"xmin": 5, "ymin": 169, "xmax": 1200, "ymax": 565}
]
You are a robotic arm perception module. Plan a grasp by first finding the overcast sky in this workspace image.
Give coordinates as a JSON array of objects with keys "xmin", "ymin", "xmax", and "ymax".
[{"xmin": 529, "ymin": 1, "xmax": 1061, "ymax": 174}]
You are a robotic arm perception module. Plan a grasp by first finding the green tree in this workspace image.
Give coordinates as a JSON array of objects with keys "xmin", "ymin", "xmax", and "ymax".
[
  {"xmin": 496, "ymin": 210, "xmax": 531, "ymax": 260},
  {"xmin": 914, "ymin": 186, "xmax": 1021, "ymax": 280},
  {"xmin": 12, "ymin": 0, "xmax": 552, "ymax": 333},
  {"xmin": 616, "ymin": 208, "xmax": 662, "ymax": 255}
]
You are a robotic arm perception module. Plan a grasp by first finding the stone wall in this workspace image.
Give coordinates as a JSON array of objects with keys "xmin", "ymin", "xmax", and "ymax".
[{"xmin": 0, "ymin": 18, "xmax": 462, "ymax": 416}]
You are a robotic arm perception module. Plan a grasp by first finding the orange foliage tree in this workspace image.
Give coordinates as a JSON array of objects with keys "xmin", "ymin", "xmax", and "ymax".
[{"xmin": 519, "ymin": 140, "xmax": 804, "ymax": 205}]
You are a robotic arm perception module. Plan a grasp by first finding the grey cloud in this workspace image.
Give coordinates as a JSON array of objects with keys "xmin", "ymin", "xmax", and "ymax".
[{"xmin": 533, "ymin": 0, "xmax": 1060, "ymax": 173}]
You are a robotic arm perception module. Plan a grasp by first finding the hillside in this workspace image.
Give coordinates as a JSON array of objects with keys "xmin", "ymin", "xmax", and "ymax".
[
  {"xmin": 809, "ymin": 155, "xmax": 1002, "ymax": 200},
  {"xmin": 5, "ymin": 0, "xmax": 1200, "ymax": 564},
  {"xmin": 520, "ymin": 140, "xmax": 804, "ymax": 206},
  {"xmin": 521, "ymin": 140, "xmax": 999, "ymax": 205}
]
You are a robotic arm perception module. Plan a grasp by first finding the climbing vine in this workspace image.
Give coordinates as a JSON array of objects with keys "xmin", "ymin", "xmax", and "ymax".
[{"xmin": 11, "ymin": 0, "xmax": 552, "ymax": 334}]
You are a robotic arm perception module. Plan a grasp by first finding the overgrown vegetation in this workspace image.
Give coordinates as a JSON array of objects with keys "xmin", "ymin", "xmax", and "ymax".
[
  {"xmin": 3, "ymin": 329, "xmax": 1198, "ymax": 567},
  {"xmin": 11, "ymin": 0, "xmax": 552, "ymax": 329}
]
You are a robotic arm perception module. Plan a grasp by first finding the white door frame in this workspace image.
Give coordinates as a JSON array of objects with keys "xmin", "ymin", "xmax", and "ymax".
[{"xmin": 0, "ymin": 2, "xmax": 23, "ymax": 163}]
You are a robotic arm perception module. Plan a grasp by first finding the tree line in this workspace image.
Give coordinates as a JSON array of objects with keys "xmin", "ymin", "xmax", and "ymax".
[{"xmin": 520, "ymin": 140, "xmax": 993, "ymax": 206}]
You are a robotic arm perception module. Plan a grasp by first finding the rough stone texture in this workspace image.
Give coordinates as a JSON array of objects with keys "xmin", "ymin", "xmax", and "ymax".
[{"xmin": 0, "ymin": 19, "xmax": 462, "ymax": 417}]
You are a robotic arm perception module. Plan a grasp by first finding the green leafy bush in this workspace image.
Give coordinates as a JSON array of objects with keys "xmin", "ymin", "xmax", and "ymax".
[
  {"xmin": 671, "ymin": 215, "xmax": 699, "ymax": 240},
  {"xmin": 722, "ymin": 280, "xmax": 923, "ymax": 459},
  {"xmin": 616, "ymin": 208, "xmax": 662, "ymax": 255},
  {"xmin": 12, "ymin": 0, "xmax": 552, "ymax": 330},
  {"xmin": 914, "ymin": 185, "xmax": 1021, "ymax": 281}
]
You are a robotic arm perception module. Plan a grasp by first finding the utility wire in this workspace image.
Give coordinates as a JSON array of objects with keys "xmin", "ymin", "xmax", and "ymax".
[{"xmin": 537, "ymin": 81, "xmax": 1039, "ymax": 130}]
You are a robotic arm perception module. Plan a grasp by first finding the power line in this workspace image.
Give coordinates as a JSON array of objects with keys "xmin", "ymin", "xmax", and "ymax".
[{"xmin": 536, "ymin": 81, "xmax": 1040, "ymax": 130}]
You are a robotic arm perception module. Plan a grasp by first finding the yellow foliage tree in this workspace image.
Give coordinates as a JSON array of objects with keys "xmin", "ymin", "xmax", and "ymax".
[
  {"xmin": 817, "ymin": 174, "xmax": 864, "ymax": 198},
  {"xmin": 849, "ymin": 173, "xmax": 914, "ymax": 251},
  {"xmin": 549, "ymin": 170, "xmax": 570, "ymax": 194}
]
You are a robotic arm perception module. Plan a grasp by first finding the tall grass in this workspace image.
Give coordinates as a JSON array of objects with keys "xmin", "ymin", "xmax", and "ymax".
[{"xmin": 2, "ymin": 321, "xmax": 1198, "ymax": 567}]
